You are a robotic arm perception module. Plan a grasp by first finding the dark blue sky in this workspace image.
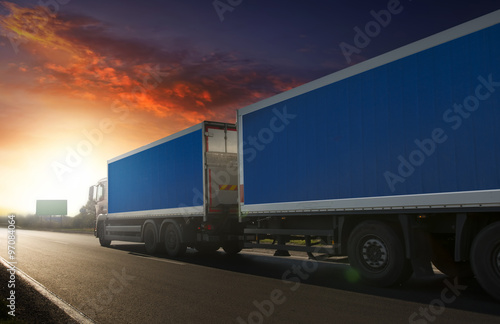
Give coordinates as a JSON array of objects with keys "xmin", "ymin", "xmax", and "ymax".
[{"xmin": 59, "ymin": 0, "xmax": 500, "ymax": 81}]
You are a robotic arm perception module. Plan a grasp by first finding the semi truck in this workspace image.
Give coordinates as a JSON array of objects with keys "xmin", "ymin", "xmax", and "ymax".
[{"xmin": 89, "ymin": 10, "xmax": 500, "ymax": 301}]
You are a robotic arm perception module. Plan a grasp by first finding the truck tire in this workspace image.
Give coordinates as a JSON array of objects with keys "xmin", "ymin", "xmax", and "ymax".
[
  {"xmin": 430, "ymin": 235, "xmax": 473, "ymax": 278},
  {"xmin": 470, "ymin": 222, "xmax": 500, "ymax": 301},
  {"xmin": 144, "ymin": 223, "xmax": 159, "ymax": 255},
  {"xmin": 164, "ymin": 223, "xmax": 186, "ymax": 257},
  {"xmin": 98, "ymin": 223, "xmax": 111, "ymax": 247},
  {"xmin": 348, "ymin": 221, "xmax": 413, "ymax": 287}
]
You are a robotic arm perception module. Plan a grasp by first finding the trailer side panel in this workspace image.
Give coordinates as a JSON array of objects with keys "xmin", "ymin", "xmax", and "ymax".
[
  {"xmin": 108, "ymin": 127, "xmax": 204, "ymax": 214},
  {"xmin": 239, "ymin": 16, "xmax": 500, "ymax": 213}
]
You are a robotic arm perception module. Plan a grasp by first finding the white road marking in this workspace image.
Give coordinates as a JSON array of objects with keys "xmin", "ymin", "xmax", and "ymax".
[{"xmin": 0, "ymin": 257, "xmax": 95, "ymax": 323}]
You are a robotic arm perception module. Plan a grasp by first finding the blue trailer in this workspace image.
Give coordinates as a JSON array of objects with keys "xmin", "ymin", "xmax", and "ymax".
[
  {"xmin": 237, "ymin": 10, "xmax": 500, "ymax": 298},
  {"xmin": 238, "ymin": 12, "xmax": 500, "ymax": 214},
  {"xmin": 91, "ymin": 10, "xmax": 500, "ymax": 301}
]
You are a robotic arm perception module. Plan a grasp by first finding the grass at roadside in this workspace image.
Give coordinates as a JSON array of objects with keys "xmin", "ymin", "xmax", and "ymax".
[{"xmin": 18, "ymin": 227, "xmax": 94, "ymax": 234}]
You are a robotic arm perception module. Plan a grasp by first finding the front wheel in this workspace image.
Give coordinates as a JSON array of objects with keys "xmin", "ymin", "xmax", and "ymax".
[
  {"xmin": 98, "ymin": 223, "xmax": 111, "ymax": 247},
  {"xmin": 347, "ymin": 221, "xmax": 413, "ymax": 287},
  {"xmin": 471, "ymin": 222, "xmax": 500, "ymax": 301}
]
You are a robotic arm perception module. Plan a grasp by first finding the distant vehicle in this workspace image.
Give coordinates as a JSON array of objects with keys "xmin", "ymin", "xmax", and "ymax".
[{"xmin": 89, "ymin": 10, "xmax": 500, "ymax": 301}]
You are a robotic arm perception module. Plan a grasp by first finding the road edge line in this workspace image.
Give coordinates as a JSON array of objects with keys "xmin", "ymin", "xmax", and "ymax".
[{"xmin": 0, "ymin": 257, "xmax": 95, "ymax": 324}]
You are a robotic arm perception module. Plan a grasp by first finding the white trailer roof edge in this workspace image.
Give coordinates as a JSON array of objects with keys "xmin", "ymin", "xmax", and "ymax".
[{"xmin": 237, "ymin": 9, "xmax": 500, "ymax": 117}]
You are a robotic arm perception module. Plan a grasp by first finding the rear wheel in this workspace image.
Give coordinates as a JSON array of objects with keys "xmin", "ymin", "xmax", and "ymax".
[
  {"xmin": 471, "ymin": 222, "xmax": 500, "ymax": 301},
  {"xmin": 144, "ymin": 223, "xmax": 159, "ymax": 255},
  {"xmin": 164, "ymin": 223, "xmax": 186, "ymax": 257},
  {"xmin": 348, "ymin": 221, "xmax": 413, "ymax": 287},
  {"xmin": 98, "ymin": 223, "xmax": 111, "ymax": 247}
]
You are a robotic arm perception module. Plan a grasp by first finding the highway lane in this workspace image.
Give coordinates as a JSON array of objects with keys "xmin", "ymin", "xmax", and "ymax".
[{"xmin": 1, "ymin": 229, "xmax": 500, "ymax": 324}]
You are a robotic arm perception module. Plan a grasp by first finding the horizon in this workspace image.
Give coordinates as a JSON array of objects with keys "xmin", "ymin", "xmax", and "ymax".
[{"xmin": 1, "ymin": 0, "xmax": 499, "ymax": 216}]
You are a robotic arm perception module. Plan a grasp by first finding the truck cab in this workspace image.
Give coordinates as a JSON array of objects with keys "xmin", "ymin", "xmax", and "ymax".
[{"xmin": 89, "ymin": 178, "xmax": 108, "ymax": 236}]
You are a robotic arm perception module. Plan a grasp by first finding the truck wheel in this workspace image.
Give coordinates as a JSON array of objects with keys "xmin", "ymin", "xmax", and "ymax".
[
  {"xmin": 470, "ymin": 222, "xmax": 500, "ymax": 301},
  {"xmin": 430, "ymin": 235, "xmax": 473, "ymax": 278},
  {"xmin": 164, "ymin": 223, "xmax": 186, "ymax": 257},
  {"xmin": 98, "ymin": 223, "xmax": 111, "ymax": 247},
  {"xmin": 348, "ymin": 221, "xmax": 413, "ymax": 287},
  {"xmin": 223, "ymin": 241, "xmax": 243, "ymax": 256},
  {"xmin": 144, "ymin": 223, "xmax": 158, "ymax": 255}
]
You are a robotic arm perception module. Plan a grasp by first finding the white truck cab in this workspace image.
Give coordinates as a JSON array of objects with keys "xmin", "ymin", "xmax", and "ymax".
[{"xmin": 89, "ymin": 178, "xmax": 108, "ymax": 236}]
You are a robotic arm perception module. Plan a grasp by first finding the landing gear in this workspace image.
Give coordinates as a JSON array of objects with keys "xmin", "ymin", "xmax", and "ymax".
[
  {"xmin": 222, "ymin": 241, "xmax": 243, "ymax": 256},
  {"xmin": 430, "ymin": 235, "xmax": 473, "ymax": 278},
  {"xmin": 195, "ymin": 243, "xmax": 220, "ymax": 254}
]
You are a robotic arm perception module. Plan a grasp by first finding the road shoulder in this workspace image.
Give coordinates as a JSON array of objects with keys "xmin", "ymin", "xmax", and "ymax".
[{"xmin": 0, "ymin": 259, "xmax": 92, "ymax": 323}]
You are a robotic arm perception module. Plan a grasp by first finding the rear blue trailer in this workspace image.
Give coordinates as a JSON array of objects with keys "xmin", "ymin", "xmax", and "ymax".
[
  {"xmin": 238, "ymin": 12, "xmax": 500, "ymax": 215},
  {"xmin": 237, "ymin": 10, "xmax": 500, "ymax": 298}
]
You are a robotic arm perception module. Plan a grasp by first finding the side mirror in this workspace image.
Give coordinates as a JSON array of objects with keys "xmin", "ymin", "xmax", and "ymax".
[{"xmin": 89, "ymin": 185, "xmax": 95, "ymax": 202}]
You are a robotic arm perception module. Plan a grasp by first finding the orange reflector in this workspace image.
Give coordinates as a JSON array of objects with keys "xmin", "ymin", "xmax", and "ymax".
[{"xmin": 219, "ymin": 185, "xmax": 238, "ymax": 191}]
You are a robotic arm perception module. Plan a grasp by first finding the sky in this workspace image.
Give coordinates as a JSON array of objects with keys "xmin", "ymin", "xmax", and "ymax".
[{"xmin": 1, "ymin": 0, "xmax": 499, "ymax": 216}]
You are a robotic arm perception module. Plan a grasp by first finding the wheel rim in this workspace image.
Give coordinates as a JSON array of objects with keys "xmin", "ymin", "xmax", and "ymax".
[{"xmin": 361, "ymin": 236, "xmax": 388, "ymax": 270}]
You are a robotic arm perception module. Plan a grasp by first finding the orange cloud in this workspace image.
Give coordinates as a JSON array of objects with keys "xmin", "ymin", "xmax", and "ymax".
[{"xmin": 0, "ymin": 1, "xmax": 303, "ymax": 126}]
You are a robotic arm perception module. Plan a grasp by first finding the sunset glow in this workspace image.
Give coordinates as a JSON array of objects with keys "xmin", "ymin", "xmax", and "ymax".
[
  {"xmin": 0, "ymin": 1, "xmax": 302, "ymax": 215},
  {"xmin": 1, "ymin": 1, "xmax": 498, "ymax": 215}
]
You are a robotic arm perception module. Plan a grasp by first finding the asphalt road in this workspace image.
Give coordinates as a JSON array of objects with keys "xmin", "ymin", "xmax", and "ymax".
[{"xmin": 1, "ymin": 229, "xmax": 499, "ymax": 324}]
